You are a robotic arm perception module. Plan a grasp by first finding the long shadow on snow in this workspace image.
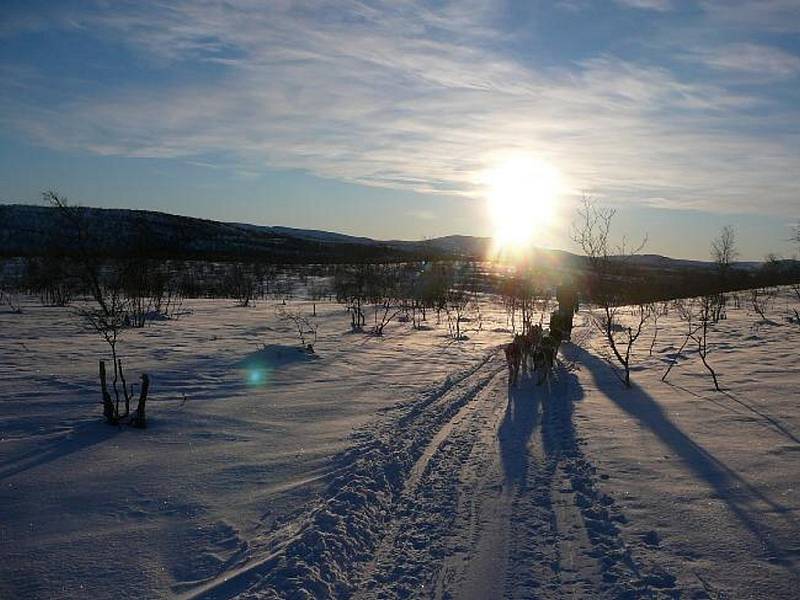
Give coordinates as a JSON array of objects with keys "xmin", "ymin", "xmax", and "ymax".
[
  {"xmin": 563, "ymin": 343, "xmax": 800, "ymax": 571},
  {"xmin": 0, "ymin": 419, "xmax": 118, "ymax": 481},
  {"xmin": 499, "ymin": 353, "xmax": 662, "ymax": 596},
  {"xmin": 498, "ymin": 374, "xmax": 542, "ymax": 490},
  {"xmin": 498, "ymin": 360, "xmax": 583, "ymax": 488},
  {"xmin": 665, "ymin": 380, "xmax": 800, "ymax": 447},
  {"xmin": 721, "ymin": 390, "xmax": 800, "ymax": 446}
]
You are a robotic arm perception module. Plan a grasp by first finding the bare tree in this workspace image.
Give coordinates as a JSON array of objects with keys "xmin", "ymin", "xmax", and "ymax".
[
  {"xmin": 693, "ymin": 296, "xmax": 722, "ymax": 391},
  {"xmin": 499, "ymin": 268, "xmax": 546, "ymax": 336},
  {"xmin": 25, "ymin": 256, "xmax": 76, "ymax": 307},
  {"xmin": 333, "ymin": 264, "xmax": 370, "ymax": 331},
  {"xmin": 224, "ymin": 262, "xmax": 257, "ymax": 307},
  {"xmin": 0, "ymin": 289, "xmax": 22, "ymax": 314},
  {"xmin": 416, "ymin": 262, "xmax": 452, "ymax": 326},
  {"xmin": 44, "ymin": 191, "xmax": 110, "ymax": 314},
  {"xmin": 276, "ymin": 304, "xmax": 318, "ymax": 351},
  {"xmin": 647, "ymin": 301, "xmax": 669, "ymax": 356},
  {"xmin": 571, "ymin": 196, "xmax": 649, "ymax": 387},
  {"xmin": 709, "ymin": 225, "xmax": 738, "ymax": 322},
  {"xmin": 306, "ymin": 279, "xmax": 329, "ymax": 317},
  {"xmin": 47, "ymin": 192, "xmax": 151, "ymax": 426},
  {"xmin": 395, "ymin": 262, "xmax": 427, "ymax": 330},
  {"xmin": 662, "ymin": 297, "xmax": 721, "ymax": 391},
  {"xmin": 711, "ymin": 225, "xmax": 738, "ymax": 274},
  {"xmin": 750, "ymin": 287, "xmax": 777, "ymax": 324},
  {"xmin": 366, "ymin": 264, "xmax": 404, "ymax": 336},
  {"xmin": 81, "ymin": 287, "xmax": 134, "ymax": 422},
  {"xmin": 444, "ymin": 263, "xmax": 482, "ymax": 341},
  {"xmin": 661, "ymin": 299, "xmax": 698, "ymax": 383}
]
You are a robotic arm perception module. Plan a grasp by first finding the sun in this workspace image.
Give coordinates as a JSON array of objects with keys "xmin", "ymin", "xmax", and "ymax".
[{"xmin": 483, "ymin": 155, "xmax": 562, "ymax": 254}]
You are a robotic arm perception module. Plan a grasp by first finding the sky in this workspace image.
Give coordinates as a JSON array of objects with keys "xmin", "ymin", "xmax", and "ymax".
[{"xmin": 1, "ymin": 0, "xmax": 799, "ymax": 260}]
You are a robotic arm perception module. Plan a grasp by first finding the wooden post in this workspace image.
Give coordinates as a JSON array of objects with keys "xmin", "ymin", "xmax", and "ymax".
[
  {"xmin": 99, "ymin": 360, "xmax": 116, "ymax": 424},
  {"xmin": 118, "ymin": 359, "xmax": 130, "ymax": 418},
  {"xmin": 131, "ymin": 374, "xmax": 150, "ymax": 428}
]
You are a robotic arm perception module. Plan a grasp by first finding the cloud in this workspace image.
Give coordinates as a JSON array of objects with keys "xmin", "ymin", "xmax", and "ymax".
[
  {"xmin": 701, "ymin": 0, "xmax": 800, "ymax": 33},
  {"xmin": 1, "ymin": 0, "xmax": 798, "ymax": 218},
  {"xmin": 559, "ymin": 0, "xmax": 672, "ymax": 11},
  {"xmin": 689, "ymin": 43, "xmax": 800, "ymax": 79},
  {"xmin": 614, "ymin": 0, "xmax": 672, "ymax": 11},
  {"xmin": 408, "ymin": 209, "xmax": 437, "ymax": 221}
]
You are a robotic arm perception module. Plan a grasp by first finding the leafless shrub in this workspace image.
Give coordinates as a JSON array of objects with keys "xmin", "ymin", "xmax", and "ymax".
[
  {"xmin": 708, "ymin": 225, "xmax": 738, "ymax": 323},
  {"xmin": 0, "ymin": 289, "xmax": 23, "ymax": 313},
  {"xmin": 445, "ymin": 263, "xmax": 482, "ymax": 341},
  {"xmin": 499, "ymin": 267, "xmax": 548, "ymax": 336},
  {"xmin": 80, "ymin": 288, "xmax": 133, "ymax": 422},
  {"xmin": 224, "ymin": 262, "xmax": 257, "ymax": 307},
  {"xmin": 363, "ymin": 264, "xmax": 404, "ymax": 336},
  {"xmin": 276, "ymin": 304, "xmax": 318, "ymax": 350},
  {"xmin": 692, "ymin": 296, "xmax": 722, "ymax": 391},
  {"xmin": 47, "ymin": 191, "xmax": 151, "ymax": 426},
  {"xmin": 663, "ymin": 297, "xmax": 721, "ymax": 391},
  {"xmin": 255, "ymin": 263, "xmax": 279, "ymax": 300},
  {"xmin": 415, "ymin": 262, "xmax": 452, "ymax": 327},
  {"xmin": 785, "ymin": 284, "xmax": 800, "ymax": 326},
  {"xmin": 662, "ymin": 299, "xmax": 697, "ymax": 384},
  {"xmin": 789, "ymin": 225, "xmax": 800, "ymax": 324},
  {"xmin": 150, "ymin": 277, "xmax": 185, "ymax": 320},
  {"xmin": 571, "ymin": 196, "xmax": 650, "ymax": 387},
  {"xmin": 24, "ymin": 256, "xmax": 76, "ymax": 306},
  {"xmin": 306, "ymin": 279, "xmax": 329, "ymax": 317},
  {"xmin": 749, "ymin": 287, "xmax": 777, "ymax": 324},
  {"xmin": 333, "ymin": 264, "xmax": 370, "ymax": 331},
  {"xmin": 647, "ymin": 301, "xmax": 669, "ymax": 356},
  {"xmin": 730, "ymin": 290, "xmax": 743, "ymax": 310}
]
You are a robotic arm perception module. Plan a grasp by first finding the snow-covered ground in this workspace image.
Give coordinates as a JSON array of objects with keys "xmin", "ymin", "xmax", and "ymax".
[
  {"xmin": 571, "ymin": 294, "xmax": 800, "ymax": 599},
  {"xmin": 0, "ymin": 297, "xmax": 508, "ymax": 599},
  {"xmin": 1, "ymin": 290, "xmax": 799, "ymax": 598}
]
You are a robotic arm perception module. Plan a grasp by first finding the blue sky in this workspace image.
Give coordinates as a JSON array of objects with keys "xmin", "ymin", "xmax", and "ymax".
[{"xmin": 1, "ymin": 0, "xmax": 799, "ymax": 260}]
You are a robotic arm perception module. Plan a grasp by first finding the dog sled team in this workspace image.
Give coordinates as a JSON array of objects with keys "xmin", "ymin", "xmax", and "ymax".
[
  {"xmin": 503, "ymin": 318, "xmax": 562, "ymax": 386},
  {"xmin": 503, "ymin": 285, "xmax": 577, "ymax": 386}
]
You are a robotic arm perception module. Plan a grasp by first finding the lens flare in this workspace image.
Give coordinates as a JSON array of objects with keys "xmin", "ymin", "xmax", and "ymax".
[{"xmin": 247, "ymin": 368, "xmax": 266, "ymax": 385}]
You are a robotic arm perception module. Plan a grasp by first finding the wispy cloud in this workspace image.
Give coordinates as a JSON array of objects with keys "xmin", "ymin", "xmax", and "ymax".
[
  {"xmin": 689, "ymin": 43, "xmax": 800, "ymax": 80},
  {"xmin": 701, "ymin": 0, "xmax": 800, "ymax": 33},
  {"xmin": 614, "ymin": 0, "xmax": 672, "ymax": 11},
  {"xmin": 560, "ymin": 0, "xmax": 672, "ymax": 12},
  {"xmin": 0, "ymin": 0, "xmax": 798, "ymax": 218}
]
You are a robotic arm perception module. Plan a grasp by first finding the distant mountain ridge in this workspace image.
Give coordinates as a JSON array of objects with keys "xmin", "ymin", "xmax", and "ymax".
[
  {"xmin": 0, "ymin": 203, "xmax": 766, "ymax": 271},
  {"xmin": 225, "ymin": 220, "xmax": 734, "ymax": 270},
  {"xmin": 0, "ymin": 204, "xmax": 425, "ymax": 263}
]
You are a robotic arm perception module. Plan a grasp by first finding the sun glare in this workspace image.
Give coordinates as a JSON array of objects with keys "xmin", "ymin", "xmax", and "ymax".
[{"xmin": 483, "ymin": 155, "xmax": 562, "ymax": 255}]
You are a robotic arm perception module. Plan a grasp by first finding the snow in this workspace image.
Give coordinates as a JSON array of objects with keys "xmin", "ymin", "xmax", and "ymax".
[
  {"xmin": 1, "ymin": 289, "xmax": 799, "ymax": 598},
  {"xmin": 570, "ymin": 294, "xmax": 800, "ymax": 598},
  {"xmin": 0, "ymin": 298, "xmax": 507, "ymax": 599}
]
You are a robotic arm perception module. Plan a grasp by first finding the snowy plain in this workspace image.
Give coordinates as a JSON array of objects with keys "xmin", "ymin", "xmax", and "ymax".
[{"xmin": 1, "ymin": 289, "xmax": 799, "ymax": 599}]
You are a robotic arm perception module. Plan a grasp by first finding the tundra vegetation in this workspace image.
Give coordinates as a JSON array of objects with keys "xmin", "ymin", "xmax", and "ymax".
[
  {"xmin": 570, "ymin": 196, "xmax": 651, "ymax": 388},
  {"xmin": 45, "ymin": 192, "xmax": 152, "ymax": 426},
  {"xmin": 0, "ymin": 192, "xmax": 798, "ymax": 432}
]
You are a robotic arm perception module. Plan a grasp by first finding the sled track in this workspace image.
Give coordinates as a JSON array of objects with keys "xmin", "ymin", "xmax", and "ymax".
[
  {"xmin": 185, "ymin": 350, "xmax": 504, "ymax": 600},
  {"xmin": 529, "ymin": 369, "xmax": 679, "ymax": 599},
  {"xmin": 187, "ymin": 349, "xmax": 679, "ymax": 599},
  {"xmin": 352, "ymin": 359, "xmax": 679, "ymax": 600}
]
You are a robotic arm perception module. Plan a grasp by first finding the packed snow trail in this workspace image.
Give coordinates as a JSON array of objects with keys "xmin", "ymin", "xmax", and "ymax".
[
  {"xmin": 189, "ymin": 347, "xmax": 677, "ymax": 599},
  {"xmin": 353, "ymin": 350, "xmax": 677, "ymax": 599}
]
